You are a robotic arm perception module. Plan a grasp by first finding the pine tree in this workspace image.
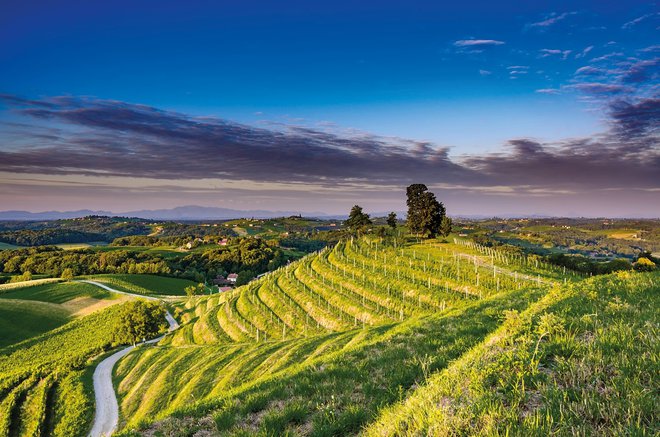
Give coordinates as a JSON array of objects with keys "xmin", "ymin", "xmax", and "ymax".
[{"xmin": 439, "ymin": 216, "xmax": 453, "ymax": 237}]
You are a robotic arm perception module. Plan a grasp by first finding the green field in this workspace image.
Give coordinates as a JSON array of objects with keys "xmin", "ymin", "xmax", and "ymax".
[
  {"xmin": 0, "ymin": 281, "xmax": 114, "ymax": 303},
  {"xmin": 0, "ymin": 242, "xmax": 21, "ymax": 250},
  {"xmin": 0, "ymin": 299, "xmax": 71, "ymax": 348},
  {"xmin": 367, "ymin": 271, "xmax": 659, "ymax": 436},
  {"xmin": 82, "ymin": 274, "xmax": 197, "ymax": 296},
  {"xmin": 0, "ymin": 281, "xmax": 123, "ymax": 349}
]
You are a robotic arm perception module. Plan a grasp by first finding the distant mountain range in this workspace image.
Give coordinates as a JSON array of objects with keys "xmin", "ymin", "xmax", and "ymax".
[
  {"xmin": 1, "ymin": 207, "xmax": 630, "ymax": 221},
  {"xmin": 0, "ymin": 206, "xmax": 339, "ymax": 221}
]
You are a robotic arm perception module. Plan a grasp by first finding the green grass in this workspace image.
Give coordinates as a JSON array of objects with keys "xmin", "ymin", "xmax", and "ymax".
[
  {"xmin": 0, "ymin": 242, "xmax": 21, "ymax": 250},
  {"xmin": 0, "ymin": 299, "xmax": 71, "ymax": 348},
  {"xmin": 0, "ymin": 281, "xmax": 114, "ymax": 303},
  {"xmin": 116, "ymin": 285, "xmax": 545, "ymax": 432},
  {"xmin": 82, "ymin": 274, "xmax": 196, "ymax": 296},
  {"xmin": 365, "ymin": 271, "xmax": 659, "ymax": 436},
  {"xmin": 0, "ymin": 281, "xmax": 123, "ymax": 349}
]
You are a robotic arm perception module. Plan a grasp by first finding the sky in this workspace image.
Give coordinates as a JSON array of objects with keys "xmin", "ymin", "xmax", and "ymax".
[{"xmin": 0, "ymin": 0, "xmax": 658, "ymax": 217}]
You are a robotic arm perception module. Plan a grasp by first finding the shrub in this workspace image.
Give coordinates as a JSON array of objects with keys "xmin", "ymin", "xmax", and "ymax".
[{"xmin": 634, "ymin": 257, "xmax": 656, "ymax": 271}]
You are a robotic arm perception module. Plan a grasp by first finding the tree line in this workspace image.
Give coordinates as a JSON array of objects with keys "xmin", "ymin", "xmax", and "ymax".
[
  {"xmin": 345, "ymin": 184, "xmax": 452, "ymax": 238},
  {"xmin": 0, "ymin": 237, "xmax": 289, "ymax": 283}
]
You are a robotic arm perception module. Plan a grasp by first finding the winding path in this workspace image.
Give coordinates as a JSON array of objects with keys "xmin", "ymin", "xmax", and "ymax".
[{"xmin": 81, "ymin": 280, "xmax": 179, "ymax": 437}]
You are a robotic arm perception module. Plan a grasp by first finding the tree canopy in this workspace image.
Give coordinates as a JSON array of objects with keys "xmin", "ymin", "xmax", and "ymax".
[
  {"xmin": 406, "ymin": 184, "xmax": 446, "ymax": 238},
  {"xmin": 112, "ymin": 300, "xmax": 167, "ymax": 345},
  {"xmin": 387, "ymin": 212, "xmax": 397, "ymax": 229},
  {"xmin": 345, "ymin": 205, "xmax": 372, "ymax": 234}
]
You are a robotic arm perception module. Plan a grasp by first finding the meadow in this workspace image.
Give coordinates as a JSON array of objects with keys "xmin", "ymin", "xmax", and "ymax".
[
  {"xmin": 81, "ymin": 274, "xmax": 197, "ymax": 296},
  {"xmin": 0, "ymin": 281, "xmax": 125, "ymax": 348}
]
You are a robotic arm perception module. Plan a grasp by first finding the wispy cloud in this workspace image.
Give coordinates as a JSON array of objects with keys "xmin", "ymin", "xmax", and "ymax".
[
  {"xmin": 622, "ymin": 13, "xmax": 659, "ymax": 29},
  {"xmin": 575, "ymin": 45, "xmax": 594, "ymax": 59},
  {"xmin": 574, "ymin": 66, "xmax": 606, "ymax": 76},
  {"xmin": 527, "ymin": 11, "xmax": 577, "ymax": 29},
  {"xmin": 535, "ymin": 88, "xmax": 561, "ymax": 95},
  {"xmin": 540, "ymin": 49, "xmax": 573, "ymax": 60},
  {"xmin": 453, "ymin": 39, "xmax": 505, "ymax": 47}
]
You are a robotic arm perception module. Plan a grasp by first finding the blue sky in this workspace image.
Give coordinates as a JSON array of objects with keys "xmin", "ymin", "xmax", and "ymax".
[{"xmin": 0, "ymin": 0, "xmax": 658, "ymax": 216}]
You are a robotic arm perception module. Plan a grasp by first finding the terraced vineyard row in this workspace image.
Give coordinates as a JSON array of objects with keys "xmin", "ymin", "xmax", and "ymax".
[
  {"xmin": 166, "ymin": 236, "xmax": 562, "ymax": 346},
  {"xmin": 116, "ymin": 283, "xmax": 548, "ymax": 431}
]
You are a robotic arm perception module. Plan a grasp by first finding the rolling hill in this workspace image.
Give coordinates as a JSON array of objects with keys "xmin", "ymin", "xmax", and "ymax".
[{"xmin": 1, "ymin": 235, "xmax": 657, "ymax": 436}]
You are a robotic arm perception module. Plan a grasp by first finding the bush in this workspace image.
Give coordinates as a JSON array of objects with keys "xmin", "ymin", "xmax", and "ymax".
[
  {"xmin": 9, "ymin": 271, "xmax": 32, "ymax": 283},
  {"xmin": 634, "ymin": 257, "xmax": 656, "ymax": 271},
  {"xmin": 61, "ymin": 268, "xmax": 74, "ymax": 281}
]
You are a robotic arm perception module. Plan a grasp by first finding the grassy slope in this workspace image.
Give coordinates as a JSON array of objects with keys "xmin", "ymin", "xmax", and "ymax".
[
  {"xmin": 82, "ymin": 274, "xmax": 196, "ymax": 296},
  {"xmin": 116, "ymin": 286, "xmax": 545, "ymax": 434},
  {"xmin": 0, "ymin": 242, "xmax": 21, "ymax": 250},
  {"xmin": 113, "ymin": 237, "xmax": 565, "ymax": 434},
  {"xmin": 0, "ymin": 299, "xmax": 70, "ymax": 348},
  {"xmin": 366, "ymin": 271, "xmax": 659, "ymax": 436},
  {"xmin": 0, "ymin": 281, "xmax": 123, "ymax": 349},
  {"xmin": 0, "ymin": 281, "xmax": 115, "ymax": 303}
]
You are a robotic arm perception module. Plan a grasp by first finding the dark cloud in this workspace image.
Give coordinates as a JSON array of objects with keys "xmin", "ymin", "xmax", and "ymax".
[
  {"xmin": 0, "ymin": 95, "xmax": 470, "ymax": 185},
  {"xmin": 0, "ymin": 95, "xmax": 658, "ymax": 197},
  {"xmin": 567, "ymin": 82, "xmax": 634, "ymax": 95},
  {"xmin": 609, "ymin": 97, "xmax": 660, "ymax": 139},
  {"xmin": 620, "ymin": 58, "xmax": 659, "ymax": 84},
  {"xmin": 463, "ymin": 135, "xmax": 658, "ymax": 190}
]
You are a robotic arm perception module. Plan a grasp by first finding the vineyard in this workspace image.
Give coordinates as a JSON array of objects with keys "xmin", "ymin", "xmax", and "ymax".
[
  {"xmin": 111, "ymin": 235, "xmax": 580, "ymax": 433},
  {"xmin": 112, "ymin": 234, "xmax": 658, "ymax": 435},
  {"xmin": 0, "ymin": 304, "xmax": 130, "ymax": 437},
  {"xmin": 166, "ymin": 237, "xmax": 563, "ymax": 346}
]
